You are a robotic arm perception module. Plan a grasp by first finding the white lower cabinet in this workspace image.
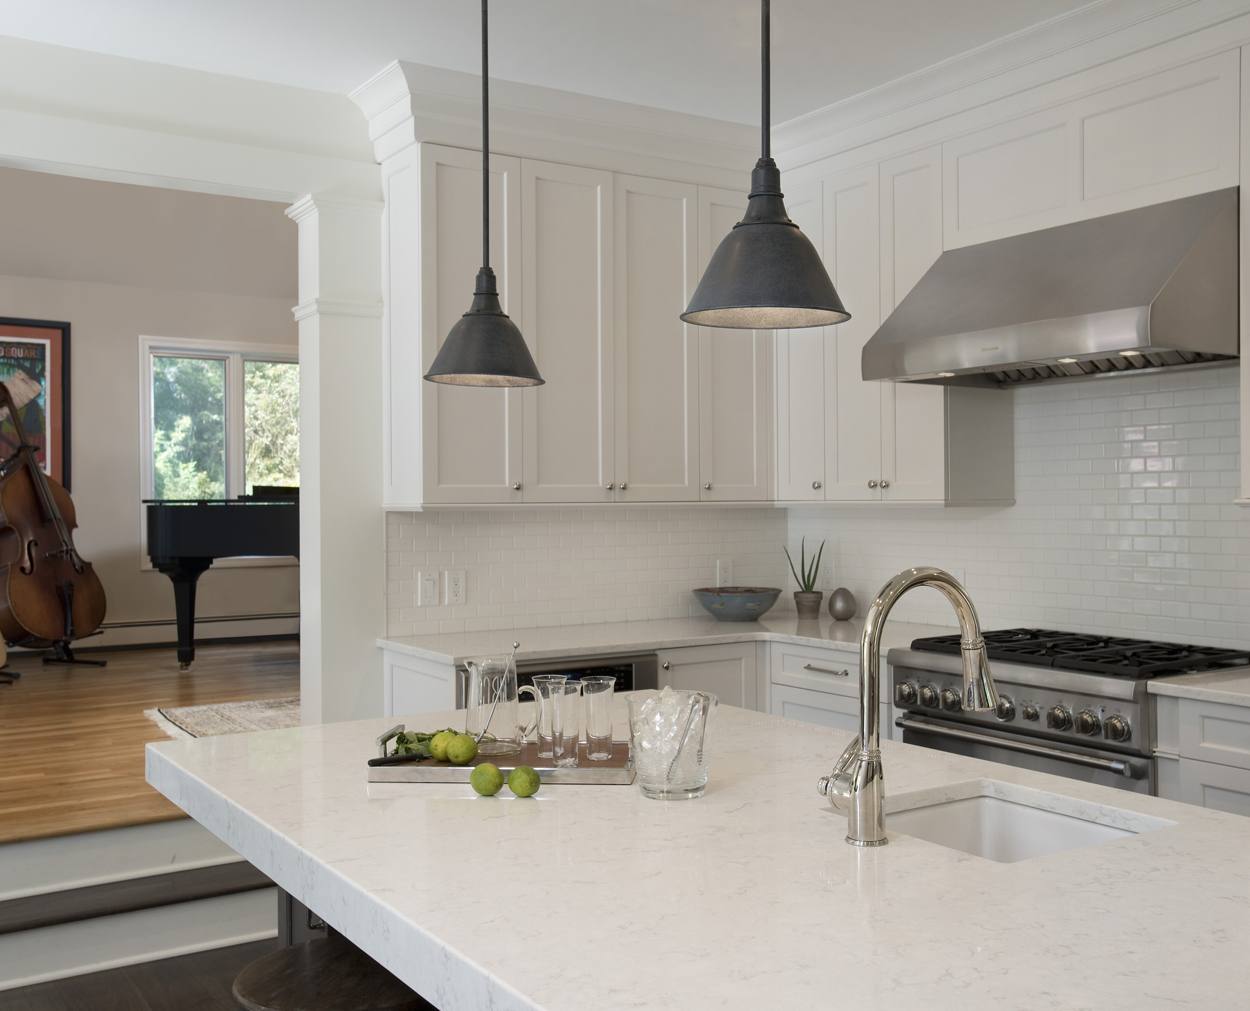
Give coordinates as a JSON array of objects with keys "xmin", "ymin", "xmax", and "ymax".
[
  {"xmin": 771, "ymin": 683, "xmax": 860, "ymax": 733},
  {"xmin": 766, "ymin": 643, "xmax": 896, "ymax": 740},
  {"xmin": 657, "ymin": 643, "xmax": 759, "ymax": 711},
  {"xmin": 1177, "ymin": 759, "xmax": 1250, "ymax": 817},
  {"xmin": 1153, "ymin": 693, "xmax": 1250, "ymax": 816},
  {"xmin": 384, "ymin": 651, "xmax": 456, "ymax": 717}
]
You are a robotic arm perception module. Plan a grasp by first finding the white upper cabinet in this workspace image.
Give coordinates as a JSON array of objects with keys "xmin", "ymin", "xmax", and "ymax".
[
  {"xmin": 944, "ymin": 51, "xmax": 1239, "ymax": 248},
  {"xmin": 520, "ymin": 160, "xmax": 614, "ymax": 503},
  {"xmin": 773, "ymin": 179, "xmax": 827, "ymax": 502},
  {"xmin": 420, "ymin": 144, "xmax": 524, "ymax": 505},
  {"xmin": 878, "ymin": 146, "xmax": 946, "ymax": 503},
  {"xmin": 697, "ymin": 187, "xmax": 772, "ymax": 502},
  {"xmin": 613, "ymin": 175, "xmax": 701, "ymax": 502},
  {"xmin": 823, "ymin": 163, "xmax": 882, "ymax": 501}
]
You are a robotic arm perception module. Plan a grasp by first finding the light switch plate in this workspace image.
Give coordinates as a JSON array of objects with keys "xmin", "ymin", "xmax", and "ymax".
[
  {"xmin": 418, "ymin": 571, "xmax": 438, "ymax": 606},
  {"xmin": 716, "ymin": 559, "xmax": 733, "ymax": 587},
  {"xmin": 445, "ymin": 570, "xmax": 466, "ymax": 605}
]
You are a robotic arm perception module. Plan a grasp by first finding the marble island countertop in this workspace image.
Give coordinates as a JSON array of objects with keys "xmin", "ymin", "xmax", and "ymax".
[
  {"xmin": 378, "ymin": 612, "xmax": 957, "ymax": 665},
  {"xmin": 147, "ymin": 702, "xmax": 1249, "ymax": 1011}
]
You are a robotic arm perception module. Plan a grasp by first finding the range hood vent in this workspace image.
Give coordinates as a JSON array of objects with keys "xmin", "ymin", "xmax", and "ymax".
[{"xmin": 862, "ymin": 188, "xmax": 1239, "ymax": 388}]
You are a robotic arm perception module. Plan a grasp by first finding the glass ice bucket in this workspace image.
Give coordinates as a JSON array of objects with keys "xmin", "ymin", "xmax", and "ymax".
[{"xmin": 627, "ymin": 688, "xmax": 717, "ymax": 800}]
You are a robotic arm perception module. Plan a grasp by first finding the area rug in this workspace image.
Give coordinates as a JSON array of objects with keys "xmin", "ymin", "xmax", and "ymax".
[{"xmin": 145, "ymin": 696, "xmax": 300, "ymax": 739}]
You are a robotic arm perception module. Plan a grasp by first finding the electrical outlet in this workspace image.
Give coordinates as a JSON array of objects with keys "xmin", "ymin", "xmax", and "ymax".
[
  {"xmin": 716, "ymin": 559, "xmax": 734, "ymax": 587},
  {"xmin": 418, "ymin": 571, "xmax": 438, "ymax": 606},
  {"xmin": 445, "ymin": 570, "xmax": 466, "ymax": 606}
]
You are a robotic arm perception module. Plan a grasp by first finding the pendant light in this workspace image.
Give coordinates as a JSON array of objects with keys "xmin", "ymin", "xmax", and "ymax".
[
  {"xmin": 682, "ymin": 0, "xmax": 849, "ymax": 330},
  {"xmin": 424, "ymin": 0, "xmax": 544, "ymax": 387}
]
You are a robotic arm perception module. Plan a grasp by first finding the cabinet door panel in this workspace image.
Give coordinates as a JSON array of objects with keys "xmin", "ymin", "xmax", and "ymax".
[
  {"xmin": 421, "ymin": 144, "xmax": 524, "ymax": 504},
  {"xmin": 880, "ymin": 147, "xmax": 946, "ymax": 502},
  {"xmin": 698, "ymin": 187, "xmax": 771, "ymax": 501},
  {"xmin": 1178, "ymin": 759, "xmax": 1250, "ymax": 817},
  {"xmin": 774, "ymin": 179, "xmax": 826, "ymax": 501},
  {"xmin": 770, "ymin": 684, "xmax": 859, "ymax": 733},
  {"xmin": 614, "ymin": 176, "xmax": 699, "ymax": 501},
  {"xmin": 823, "ymin": 165, "xmax": 881, "ymax": 501},
  {"xmin": 658, "ymin": 643, "xmax": 756, "ymax": 711},
  {"xmin": 521, "ymin": 161, "xmax": 613, "ymax": 503}
]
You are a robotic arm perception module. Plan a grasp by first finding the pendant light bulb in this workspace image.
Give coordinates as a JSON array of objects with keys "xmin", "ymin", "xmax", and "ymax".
[
  {"xmin": 425, "ymin": 0, "xmax": 544, "ymax": 387},
  {"xmin": 682, "ymin": 0, "xmax": 849, "ymax": 330}
]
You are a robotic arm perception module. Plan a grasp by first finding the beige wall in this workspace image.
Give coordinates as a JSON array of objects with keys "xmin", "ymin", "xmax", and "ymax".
[{"xmin": 0, "ymin": 167, "xmax": 298, "ymax": 641}]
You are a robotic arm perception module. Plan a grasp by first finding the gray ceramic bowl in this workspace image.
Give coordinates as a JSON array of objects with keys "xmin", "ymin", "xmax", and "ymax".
[{"xmin": 692, "ymin": 586, "xmax": 782, "ymax": 622}]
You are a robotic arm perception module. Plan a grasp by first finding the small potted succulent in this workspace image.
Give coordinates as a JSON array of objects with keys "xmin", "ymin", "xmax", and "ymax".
[{"xmin": 784, "ymin": 537, "xmax": 825, "ymax": 619}]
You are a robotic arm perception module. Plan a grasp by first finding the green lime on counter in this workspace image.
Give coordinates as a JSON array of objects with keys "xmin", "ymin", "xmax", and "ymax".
[
  {"xmin": 507, "ymin": 766, "xmax": 540, "ymax": 798},
  {"xmin": 446, "ymin": 733, "xmax": 479, "ymax": 766},
  {"xmin": 469, "ymin": 763, "xmax": 504, "ymax": 796},
  {"xmin": 429, "ymin": 730, "xmax": 456, "ymax": 762}
]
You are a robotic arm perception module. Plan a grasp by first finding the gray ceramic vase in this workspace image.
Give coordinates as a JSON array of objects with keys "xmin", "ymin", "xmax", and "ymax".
[
  {"xmin": 793, "ymin": 591, "xmax": 824, "ymax": 620},
  {"xmin": 828, "ymin": 587, "xmax": 858, "ymax": 621}
]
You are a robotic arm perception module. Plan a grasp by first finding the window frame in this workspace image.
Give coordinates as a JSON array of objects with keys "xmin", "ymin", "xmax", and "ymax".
[{"xmin": 138, "ymin": 335, "xmax": 298, "ymax": 570}]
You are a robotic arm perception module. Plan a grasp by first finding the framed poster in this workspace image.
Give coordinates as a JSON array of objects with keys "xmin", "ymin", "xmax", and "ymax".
[{"xmin": 0, "ymin": 317, "xmax": 70, "ymax": 489}]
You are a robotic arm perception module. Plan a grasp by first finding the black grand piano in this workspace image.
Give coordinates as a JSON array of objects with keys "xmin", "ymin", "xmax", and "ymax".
[{"xmin": 146, "ymin": 488, "xmax": 298, "ymax": 669}]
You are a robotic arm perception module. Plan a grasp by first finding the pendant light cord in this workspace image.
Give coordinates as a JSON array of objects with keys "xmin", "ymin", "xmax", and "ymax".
[
  {"xmin": 761, "ymin": 0, "xmax": 770, "ymax": 160},
  {"xmin": 481, "ymin": 0, "xmax": 490, "ymax": 272}
]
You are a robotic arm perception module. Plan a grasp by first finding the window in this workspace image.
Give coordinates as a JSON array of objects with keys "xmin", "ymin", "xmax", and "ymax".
[{"xmin": 142, "ymin": 338, "xmax": 298, "ymax": 501}]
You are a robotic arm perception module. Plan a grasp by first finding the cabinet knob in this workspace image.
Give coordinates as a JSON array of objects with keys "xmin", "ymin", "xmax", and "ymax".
[
  {"xmin": 512, "ymin": 482, "xmax": 522, "ymax": 491},
  {"xmin": 618, "ymin": 482, "xmax": 628, "ymax": 491},
  {"xmin": 703, "ymin": 482, "xmax": 712, "ymax": 491},
  {"xmin": 662, "ymin": 661, "xmax": 671, "ymax": 671},
  {"xmin": 605, "ymin": 483, "xmax": 615, "ymax": 491},
  {"xmin": 812, "ymin": 480, "xmax": 822, "ymax": 490},
  {"xmin": 880, "ymin": 479, "xmax": 891, "ymax": 490},
  {"xmin": 867, "ymin": 480, "xmax": 879, "ymax": 489}
]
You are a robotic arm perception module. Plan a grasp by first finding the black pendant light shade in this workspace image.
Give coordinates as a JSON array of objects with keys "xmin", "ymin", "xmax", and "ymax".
[
  {"xmin": 682, "ymin": 0, "xmax": 848, "ymax": 330},
  {"xmin": 424, "ymin": 0, "xmax": 545, "ymax": 388}
]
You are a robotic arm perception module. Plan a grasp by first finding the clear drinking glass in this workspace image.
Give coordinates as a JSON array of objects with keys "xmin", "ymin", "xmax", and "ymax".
[
  {"xmin": 552, "ymin": 683, "xmax": 583, "ymax": 768},
  {"xmin": 627, "ymin": 688, "xmax": 717, "ymax": 800},
  {"xmin": 518, "ymin": 674, "xmax": 567, "ymax": 758},
  {"xmin": 580, "ymin": 675, "xmax": 616, "ymax": 761}
]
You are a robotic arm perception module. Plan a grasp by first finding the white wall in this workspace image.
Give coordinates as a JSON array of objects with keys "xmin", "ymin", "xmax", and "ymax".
[
  {"xmin": 790, "ymin": 367, "xmax": 1249, "ymax": 647},
  {"xmin": 386, "ymin": 507, "xmax": 787, "ymax": 637},
  {"xmin": 0, "ymin": 167, "xmax": 299, "ymax": 641}
]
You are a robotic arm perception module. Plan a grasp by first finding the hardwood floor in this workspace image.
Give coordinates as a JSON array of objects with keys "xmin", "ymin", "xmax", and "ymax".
[
  {"xmin": 0, "ymin": 640, "xmax": 299, "ymax": 844},
  {"xmin": 0, "ymin": 938, "xmax": 280, "ymax": 1011}
]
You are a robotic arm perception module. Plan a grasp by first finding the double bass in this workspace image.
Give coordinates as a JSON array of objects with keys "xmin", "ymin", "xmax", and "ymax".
[{"xmin": 0, "ymin": 381, "xmax": 105, "ymax": 652}]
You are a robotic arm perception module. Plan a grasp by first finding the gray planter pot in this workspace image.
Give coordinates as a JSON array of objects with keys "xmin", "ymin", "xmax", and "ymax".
[{"xmin": 793, "ymin": 590, "xmax": 824, "ymax": 620}]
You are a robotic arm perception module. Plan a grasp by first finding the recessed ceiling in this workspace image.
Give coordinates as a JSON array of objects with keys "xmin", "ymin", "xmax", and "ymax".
[{"xmin": 0, "ymin": 0, "xmax": 1096, "ymax": 124}]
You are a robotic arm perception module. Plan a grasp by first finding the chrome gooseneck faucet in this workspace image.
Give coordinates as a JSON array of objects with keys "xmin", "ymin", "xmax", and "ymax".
[{"xmin": 819, "ymin": 566, "xmax": 999, "ymax": 846}]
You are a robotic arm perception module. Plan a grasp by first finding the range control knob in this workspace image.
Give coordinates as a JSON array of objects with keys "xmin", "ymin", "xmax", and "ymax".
[
  {"xmin": 1022, "ymin": 704, "xmax": 1040, "ymax": 722},
  {"xmin": 895, "ymin": 682, "xmax": 918, "ymax": 706},
  {"xmin": 1046, "ymin": 705, "xmax": 1073, "ymax": 731},
  {"xmin": 994, "ymin": 694, "xmax": 1016, "ymax": 722},
  {"xmin": 1074, "ymin": 710, "xmax": 1102, "ymax": 736},
  {"xmin": 1104, "ymin": 715, "xmax": 1132, "ymax": 743},
  {"xmin": 918, "ymin": 684, "xmax": 940, "ymax": 709},
  {"xmin": 940, "ymin": 688, "xmax": 962, "ymax": 712}
]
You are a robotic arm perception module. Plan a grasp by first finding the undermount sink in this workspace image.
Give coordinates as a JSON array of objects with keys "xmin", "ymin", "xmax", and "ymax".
[{"xmin": 887, "ymin": 779, "xmax": 1174, "ymax": 863}]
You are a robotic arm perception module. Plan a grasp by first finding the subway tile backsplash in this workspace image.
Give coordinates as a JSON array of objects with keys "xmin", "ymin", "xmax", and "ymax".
[
  {"xmin": 388, "ymin": 367, "xmax": 1249, "ymax": 648},
  {"xmin": 790, "ymin": 366, "xmax": 1250, "ymax": 647}
]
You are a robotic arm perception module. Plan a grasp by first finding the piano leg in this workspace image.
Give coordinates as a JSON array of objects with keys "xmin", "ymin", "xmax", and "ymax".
[{"xmin": 157, "ymin": 559, "xmax": 213, "ymax": 670}]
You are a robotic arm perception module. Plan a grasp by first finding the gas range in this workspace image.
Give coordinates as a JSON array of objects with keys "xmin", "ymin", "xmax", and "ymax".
[{"xmin": 887, "ymin": 629, "xmax": 1250, "ymax": 794}]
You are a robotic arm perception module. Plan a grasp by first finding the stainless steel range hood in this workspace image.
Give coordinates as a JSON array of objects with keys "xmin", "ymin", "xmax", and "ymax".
[{"xmin": 862, "ymin": 188, "xmax": 1239, "ymax": 387}]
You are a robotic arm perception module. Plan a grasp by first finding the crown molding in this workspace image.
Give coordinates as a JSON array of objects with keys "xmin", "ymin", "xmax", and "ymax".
[
  {"xmin": 774, "ymin": 0, "xmax": 1247, "ymax": 169},
  {"xmin": 349, "ymin": 60, "xmax": 753, "ymax": 187}
]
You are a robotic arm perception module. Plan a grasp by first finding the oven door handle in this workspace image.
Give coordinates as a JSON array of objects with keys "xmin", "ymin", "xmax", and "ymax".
[{"xmin": 895, "ymin": 715, "xmax": 1143, "ymax": 778}]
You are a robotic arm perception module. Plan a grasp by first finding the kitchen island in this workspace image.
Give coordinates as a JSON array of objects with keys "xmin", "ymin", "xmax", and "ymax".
[{"xmin": 146, "ymin": 702, "xmax": 1249, "ymax": 1010}]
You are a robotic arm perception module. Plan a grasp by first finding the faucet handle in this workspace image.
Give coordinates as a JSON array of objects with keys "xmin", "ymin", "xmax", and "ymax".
[{"xmin": 818, "ymin": 737, "xmax": 861, "ymax": 811}]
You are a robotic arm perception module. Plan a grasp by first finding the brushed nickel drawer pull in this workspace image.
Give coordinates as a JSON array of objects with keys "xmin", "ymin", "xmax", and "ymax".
[{"xmin": 803, "ymin": 663, "xmax": 849, "ymax": 677}]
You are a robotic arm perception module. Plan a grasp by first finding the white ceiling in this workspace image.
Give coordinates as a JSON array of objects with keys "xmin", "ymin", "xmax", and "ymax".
[{"xmin": 0, "ymin": 0, "xmax": 1095, "ymax": 124}]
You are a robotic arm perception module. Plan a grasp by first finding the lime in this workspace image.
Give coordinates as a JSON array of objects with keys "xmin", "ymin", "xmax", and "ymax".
[
  {"xmin": 507, "ymin": 765, "xmax": 541, "ymax": 798},
  {"xmin": 469, "ymin": 763, "xmax": 504, "ymax": 796},
  {"xmin": 446, "ymin": 733, "xmax": 479, "ymax": 766},
  {"xmin": 429, "ymin": 730, "xmax": 456, "ymax": 762}
]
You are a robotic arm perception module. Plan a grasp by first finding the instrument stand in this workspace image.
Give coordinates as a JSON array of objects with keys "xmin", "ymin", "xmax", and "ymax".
[{"xmin": 42, "ymin": 641, "xmax": 107, "ymax": 667}]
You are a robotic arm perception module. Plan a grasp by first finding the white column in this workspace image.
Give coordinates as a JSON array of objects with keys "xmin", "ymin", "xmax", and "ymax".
[{"xmin": 287, "ymin": 195, "xmax": 385, "ymax": 723}]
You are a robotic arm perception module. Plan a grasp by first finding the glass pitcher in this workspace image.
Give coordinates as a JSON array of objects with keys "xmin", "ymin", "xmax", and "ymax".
[{"xmin": 460, "ymin": 654, "xmax": 535, "ymax": 756}]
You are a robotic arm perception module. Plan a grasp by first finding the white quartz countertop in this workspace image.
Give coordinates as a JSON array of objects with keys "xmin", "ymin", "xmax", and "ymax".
[
  {"xmin": 147, "ymin": 703, "xmax": 1249, "ymax": 1011},
  {"xmin": 378, "ymin": 613, "xmax": 956, "ymax": 665},
  {"xmin": 1149, "ymin": 666, "xmax": 1250, "ymax": 706}
]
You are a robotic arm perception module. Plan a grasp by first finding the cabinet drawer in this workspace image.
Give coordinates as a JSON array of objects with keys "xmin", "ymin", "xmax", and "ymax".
[
  {"xmin": 1177, "ymin": 699, "xmax": 1250, "ymax": 771},
  {"xmin": 769, "ymin": 643, "xmax": 858, "ymax": 697},
  {"xmin": 770, "ymin": 684, "xmax": 860, "ymax": 733},
  {"xmin": 1178, "ymin": 758, "xmax": 1250, "ymax": 818}
]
